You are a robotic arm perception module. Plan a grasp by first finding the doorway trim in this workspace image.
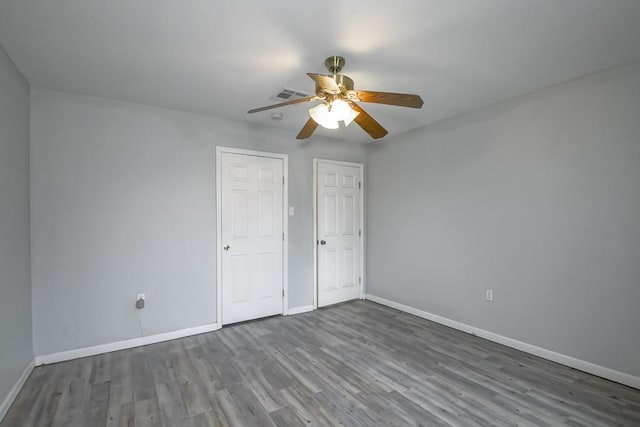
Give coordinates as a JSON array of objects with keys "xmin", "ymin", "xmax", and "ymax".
[
  {"xmin": 313, "ymin": 159, "xmax": 365, "ymax": 309},
  {"xmin": 216, "ymin": 146, "xmax": 289, "ymax": 326}
]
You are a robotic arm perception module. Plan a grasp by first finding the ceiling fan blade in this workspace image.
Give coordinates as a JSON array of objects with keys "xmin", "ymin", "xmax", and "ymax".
[
  {"xmin": 307, "ymin": 73, "xmax": 340, "ymax": 93},
  {"xmin": 356, "ymin": 90, "xmax": 424, "ymax": 108},
  {"xmin": 349, "ymin": 102, "xmax": 388, "ymax": 139},
  {"xmin": 296, "ymin": 118, "xmax": 319, "ymax": 140},
  {"xmin": 247, "ymin": 96, "xmax": 317, "ymax": 114}
]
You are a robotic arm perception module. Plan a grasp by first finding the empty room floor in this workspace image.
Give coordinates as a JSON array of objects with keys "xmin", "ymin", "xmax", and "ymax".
[{"xmin": 3, "ymin": 301, "xmax": 639, "ymax": 426}]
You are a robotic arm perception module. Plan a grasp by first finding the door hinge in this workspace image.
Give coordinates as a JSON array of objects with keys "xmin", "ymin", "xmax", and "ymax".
[
  {"xmin": 282, "ymin": 176, "xmax": 285, "ymax": 185},
  {"xmin": 359, "ymin": 276, "xmax": 362, "ymax": 284},
  {"xmin": 282, "ymin": 232, "xmax": 285, "ymax": 241},
  {"xmin": 359, "ymin": 229, "xmax": 362, "ymax": 237},
  {"xmin": 282, "ymin": 289, "xmax": 285, "ymax": 297},
  {"xmin": 358, "ymin": 181, "xmax": 362, "ymax": 189}
]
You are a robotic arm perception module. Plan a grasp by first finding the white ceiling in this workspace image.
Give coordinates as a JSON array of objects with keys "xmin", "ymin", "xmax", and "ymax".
[{"xmin": 1, "ymin": 1, "xmax": 639, "ymax": 142}]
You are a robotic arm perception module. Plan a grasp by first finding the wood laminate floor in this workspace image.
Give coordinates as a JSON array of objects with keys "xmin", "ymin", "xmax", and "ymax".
[{"xmin": 3, "ymin": 300, "xmax": 640, "ymax": 426}]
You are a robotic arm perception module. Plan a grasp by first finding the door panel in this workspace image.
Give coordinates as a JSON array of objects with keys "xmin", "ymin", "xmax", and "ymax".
[
  {"xmin": 258, "ymin": 253, "xmax": 275, "ymax": 298},
  {"xmin": 258, "ymin": 191, "xmax": 274, "ymax": 236},
  {"xmin": 343, "ymin": 195, "xmax": 355, "ymax": 235},
  {"xmin": 324, "ymin": 194, "xmax": 338, "ymax": 235},
  {"xmin": 231, "ymin": 255, "xmax": 250, "ymax": 303},
  {"xmin": 325, "ymin": 248, "xmax": 337, "ymax": 291},
  {"xmin": 343, "ymin": 247, "xmax": 355, "ymax": 287},
  {"xmin": 221, "ymin": 152, "xmax": 283, "ymax": 324},
  {"xmin": 231, "ymin": 190, "xmax": 249, "ymax": 237},
  {"xmin": 317, "ymin": 162, "xmax": 362, "ymax": 307}
]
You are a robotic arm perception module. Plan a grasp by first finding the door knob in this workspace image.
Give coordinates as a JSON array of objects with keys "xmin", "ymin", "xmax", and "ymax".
[
  {"xmin": 223, "ymin": 244, "xmax": 230, "ymax": 251},
  {"xmin": 319, "ymin": 240, "xmax": 326, "ymax": 245}
]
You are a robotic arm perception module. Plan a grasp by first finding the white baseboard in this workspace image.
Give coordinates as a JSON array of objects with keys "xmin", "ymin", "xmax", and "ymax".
[
  {"xmin": 34, "ymin": 322, "xmax": 220, "ymax": 366},
  {"xmin": 287, "ymin": 305, "xmax": 314, "ymax": 315},
  {"xmin": 0, "ymin": 358, "xmax": 35, "ymax": 422},
  {"xmin": 365, "ymin": 294, "xmax": 640, "ymax": 390}
]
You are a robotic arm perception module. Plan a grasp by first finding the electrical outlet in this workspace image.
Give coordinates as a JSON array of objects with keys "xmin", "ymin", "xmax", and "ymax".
[
  {"xmin": 136, "ymin": 293, "xmax": 145, "ymax": 309},
  {"xmin": 485, "ymin": 289, "xmax": 494, "ymax": 302}
]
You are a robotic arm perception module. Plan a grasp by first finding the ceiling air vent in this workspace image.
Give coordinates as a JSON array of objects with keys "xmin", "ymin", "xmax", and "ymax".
[{"xmin": 270, "ymin": 87, "xmax": 308, "ymax": 102}]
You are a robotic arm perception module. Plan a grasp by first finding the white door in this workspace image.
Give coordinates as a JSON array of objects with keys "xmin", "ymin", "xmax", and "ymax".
[
  {"xmin": 317, "ymin": 161, "xmax": 362, "ymax": 307},
  {"xmin": 220, "ymin": 152, "xmax": 284, "ymax": 324}
]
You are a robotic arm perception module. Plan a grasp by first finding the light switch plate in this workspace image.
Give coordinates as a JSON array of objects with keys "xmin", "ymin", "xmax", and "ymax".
[{"xmin": 485, "ymin": 289, "xmax": 494, "ymax": 302}]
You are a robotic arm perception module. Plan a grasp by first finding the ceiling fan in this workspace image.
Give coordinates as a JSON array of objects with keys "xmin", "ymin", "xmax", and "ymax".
[{"xmin": 247, "ymin": 56, "xmax": 424, "ymax": 140}]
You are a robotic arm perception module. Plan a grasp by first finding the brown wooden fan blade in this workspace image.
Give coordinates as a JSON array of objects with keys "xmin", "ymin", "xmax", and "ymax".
[
  {"xmin": 349, "ymin": 102, "xmax": 388, "ymax": 139},
  {"xmin": 247, "ymin": 96, "xmax": 317, "ymax": 114},
  {"xmin": 307, "ymin": 73, "xmax": 340, "ymax": 93},
  {"xmin": 296, "ymin": 118, "xmax": 318, "ymax": 140},
  {"xmin": 356, "ymin": 90, "xmax": 424, "ymax": 108}
]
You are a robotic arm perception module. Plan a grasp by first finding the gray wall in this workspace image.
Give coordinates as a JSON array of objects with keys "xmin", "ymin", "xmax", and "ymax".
[
  {"xmin": 367, "ymin": 62, "xmax": 640, "ymax": 377},
  {"xmin": 30, "ymin": 89, "xmax": 367, "ymax": 356},
  {"xmin": 0, "ymin": 44, "xmax": 32, "ymax": 404}
]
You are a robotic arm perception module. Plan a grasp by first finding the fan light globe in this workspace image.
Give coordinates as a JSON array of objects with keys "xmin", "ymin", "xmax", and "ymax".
[
  {"xmin": 332, "ymin": 99, "xmax": 359, "ymax": 126},
  {"xmin": 309, "ymin": 99, "xmax": 359, "ymax": 129},
  {"xmin": 308, "ymin": 103, "xmax": 338, "ymax": 129}
]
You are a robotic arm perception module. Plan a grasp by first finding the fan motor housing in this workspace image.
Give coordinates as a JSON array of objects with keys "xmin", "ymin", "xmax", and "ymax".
[
  {"xmin": 315, "ymin": 73, "xmax": 354, "ymax": 98},
  {"xmin": 334, "ymin": 74, "xmax": 354, "ymax": 91}
]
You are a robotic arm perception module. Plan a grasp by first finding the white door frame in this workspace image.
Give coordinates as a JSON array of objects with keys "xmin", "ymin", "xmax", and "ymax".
[
  {"xmin": 216, "ymin": 146, "xmax": 289, "ymax": 326},
  {"xmin": 313, "ymin": 159, "xmax": 365, "ymax": 309}
]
